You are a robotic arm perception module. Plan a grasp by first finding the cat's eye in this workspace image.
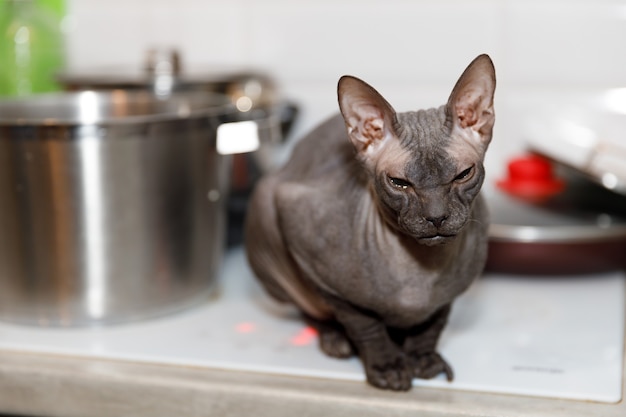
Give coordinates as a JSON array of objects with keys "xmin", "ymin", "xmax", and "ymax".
[
  {"xmin": 454, "ymin": 165, "xmax": 474, "ymax": 182},
  {"xmin": 389, "ymin": 176, "xmax": 411, "ymax": 189}
]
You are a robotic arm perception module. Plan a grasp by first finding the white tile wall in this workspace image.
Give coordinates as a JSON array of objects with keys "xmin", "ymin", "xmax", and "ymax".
[
  {"xmin": 504, "ymin": 0, "xmax": 626, "ymax": 88},
  {"xmin": 65, "ymin": 0, "xmax": 626, "ymax": 176}
]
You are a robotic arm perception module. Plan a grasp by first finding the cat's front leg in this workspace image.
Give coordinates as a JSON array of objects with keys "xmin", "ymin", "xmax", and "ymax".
[
  {"xmin": 303, "ymin": 314, "xmax": 355, "ymax": 359},
  {"xmin": 403, "ymin": 304, "xmax": 454, "ymax": 381},
  {"xmin": 328, "ymin": 298, "xmax": 413, "ymax": 391}
]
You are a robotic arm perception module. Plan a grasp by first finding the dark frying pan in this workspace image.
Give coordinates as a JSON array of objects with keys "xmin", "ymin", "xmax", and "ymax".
[{"xmin": 485, "ymin": 160, "xmax": 626, "ymax": 275}]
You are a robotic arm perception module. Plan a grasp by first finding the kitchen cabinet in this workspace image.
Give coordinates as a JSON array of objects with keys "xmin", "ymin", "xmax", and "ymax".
[{"xmin": 0, "ymin": 347, "xmax": 625, "ymax": 417}]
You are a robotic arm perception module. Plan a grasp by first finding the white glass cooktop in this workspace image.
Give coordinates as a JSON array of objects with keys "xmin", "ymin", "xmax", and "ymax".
[{"xmin": 0, "ymin": 249, "xmax": 623, "ymax": 403}]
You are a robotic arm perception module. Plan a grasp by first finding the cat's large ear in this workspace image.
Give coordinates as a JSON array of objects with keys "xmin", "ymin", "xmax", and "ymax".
[
  {"xmin": 338, "ymin": 76, "xmax": 398, "ymax": 159},
  {"xmin": 447, "ymin": 54, "xmax": 496, "ymax": 147}
]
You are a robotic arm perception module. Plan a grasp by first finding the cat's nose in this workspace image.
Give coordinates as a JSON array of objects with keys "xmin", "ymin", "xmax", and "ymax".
[{"xmin": 426, "ymin": 215, "xmax": 448, "ymax": 229}]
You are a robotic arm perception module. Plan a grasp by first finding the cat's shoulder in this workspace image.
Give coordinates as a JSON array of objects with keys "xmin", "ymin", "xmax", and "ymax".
[{"xmin": 273, "ymin": 180, "xmax": 335, "ymax": 219}]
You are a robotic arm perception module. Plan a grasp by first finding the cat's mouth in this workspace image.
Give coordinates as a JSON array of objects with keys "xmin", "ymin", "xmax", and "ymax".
[{"xmin": 417, "ymin": 234, "xmax": 457, "ymax": 246}]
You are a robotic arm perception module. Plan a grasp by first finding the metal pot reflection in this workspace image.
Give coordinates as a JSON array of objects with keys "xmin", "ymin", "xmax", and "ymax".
[{"xmin": 0, "ymin": 90, "xmax": 237, "ymax": 326}]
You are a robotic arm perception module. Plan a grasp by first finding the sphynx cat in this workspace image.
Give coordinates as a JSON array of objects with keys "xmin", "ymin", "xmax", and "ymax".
[{"xmin": 245, "ymin": 54, "xmax": 496, "ymax": 391}]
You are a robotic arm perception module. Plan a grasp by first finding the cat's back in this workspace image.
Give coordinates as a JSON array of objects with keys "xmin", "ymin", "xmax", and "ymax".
[{"xmin": 277, "ymin": 114, "xmax": 355, "ymax": 182}]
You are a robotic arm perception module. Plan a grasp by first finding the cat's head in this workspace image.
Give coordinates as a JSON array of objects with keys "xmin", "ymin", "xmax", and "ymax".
[{"xmin": 337, "ymin": 54, "xmax": 496, "ymax": 246}]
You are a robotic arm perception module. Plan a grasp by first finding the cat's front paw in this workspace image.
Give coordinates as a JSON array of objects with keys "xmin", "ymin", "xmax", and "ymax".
[
  {"xmin": 319, "ymin": 327, "xmax": 355, "ymax": 359},
  {"xmin": 363, "ymin": 353, "xmax": 413, "ymax": 391},
  {"xmin": 409, "ymin": 352, "xmax": 454, "ymax": 381}
]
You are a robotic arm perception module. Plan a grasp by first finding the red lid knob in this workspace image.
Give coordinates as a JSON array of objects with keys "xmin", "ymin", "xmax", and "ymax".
[{"xmin": 497, "ymin": 154, "xmax": 565, "ymax": 200}]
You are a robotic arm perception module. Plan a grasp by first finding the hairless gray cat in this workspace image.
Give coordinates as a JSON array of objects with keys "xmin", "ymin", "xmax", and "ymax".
[{"xmin": 245, "ymin": 54, "xmax": 496, "ymax": 391}]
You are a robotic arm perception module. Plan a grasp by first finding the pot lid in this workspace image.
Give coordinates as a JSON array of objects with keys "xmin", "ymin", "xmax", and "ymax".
[
  {"xmin": 487, "ymin": 163, "xmax": 626, "ymax": 243},
  {"xmin": 58, "ymin": 49, "xmax": 278, "ymax": 110},
  {"xmin": 523, "ymin": 91, "xmax": 626, "ymax": 196}
]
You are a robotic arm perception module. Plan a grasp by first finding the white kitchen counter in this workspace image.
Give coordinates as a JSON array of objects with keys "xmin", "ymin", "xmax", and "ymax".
[{"xmin": 0, "ymin": 248, "xmax": 624, "ymax": 416}]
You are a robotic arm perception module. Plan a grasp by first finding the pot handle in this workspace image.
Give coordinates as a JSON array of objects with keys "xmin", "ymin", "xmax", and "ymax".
[
  {"xmin": 216, "ymin": 119, "xmax": 260, "ymax": 155},
  {"xmin": 215, "ymin": 100, "xmax": 299, "ymax": 156}
]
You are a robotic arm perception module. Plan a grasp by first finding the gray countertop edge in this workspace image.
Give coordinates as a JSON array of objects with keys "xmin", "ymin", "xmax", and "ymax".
[{"xmin": 0, "ymin": 348, "xmax": 624, "ymax": 417}]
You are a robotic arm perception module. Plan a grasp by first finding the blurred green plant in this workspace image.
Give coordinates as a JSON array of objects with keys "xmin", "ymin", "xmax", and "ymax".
[{"xmin": 0, "ymin": 0, "xmax": 66, "ymax": 96}]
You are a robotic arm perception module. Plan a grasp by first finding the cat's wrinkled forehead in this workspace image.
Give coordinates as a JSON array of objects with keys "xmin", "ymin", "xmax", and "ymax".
[{"xmin": 394, "ymin": 107, "xmax": 451, "ymax": 153}]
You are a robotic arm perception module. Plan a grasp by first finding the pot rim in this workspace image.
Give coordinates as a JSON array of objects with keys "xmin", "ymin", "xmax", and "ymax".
[
  {"xmin": 488, "ymin": 223, "xmax": 626, "ymax": 243},
  {"xmin": 0, "ymin": 90, "xmax": 239, "ymax": 127}
]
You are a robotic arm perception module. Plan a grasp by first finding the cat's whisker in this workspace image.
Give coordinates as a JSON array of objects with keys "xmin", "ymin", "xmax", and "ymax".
[{"xmin": 465, "ymin": 218, "xmax": 486, "ymax": 228}]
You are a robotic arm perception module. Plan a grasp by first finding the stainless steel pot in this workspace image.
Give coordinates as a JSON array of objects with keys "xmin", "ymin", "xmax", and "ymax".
[{"xmin": 0, "ymin": 90, "xmax": 238, "ymax": 326}]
